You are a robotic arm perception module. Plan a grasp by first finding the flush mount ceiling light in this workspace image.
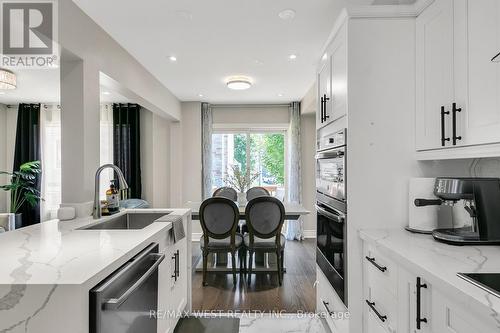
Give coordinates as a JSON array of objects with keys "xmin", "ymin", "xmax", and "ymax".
[
  {"xmin": 278, "ymin": 9, "xmax": 296, "ymax": 20},
  {"xmin": 0, "ymin": 69, "xmax": 16, "ymax": 90},
  {"xmin": 168, "ymin": 56, "xmax": 177, "ymax": 62},
  {"xmin": 288, "ymin": 54, "xmax": 297, "ymax": 60},
  {"xmin": 226, "ymin": 76, "xmax": 252, "ymax": 90}
]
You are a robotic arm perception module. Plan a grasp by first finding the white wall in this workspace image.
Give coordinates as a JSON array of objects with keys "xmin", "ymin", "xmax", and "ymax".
[{"xmin": 141, "ymin": 109, "xmax": 172, "ymax": 208}]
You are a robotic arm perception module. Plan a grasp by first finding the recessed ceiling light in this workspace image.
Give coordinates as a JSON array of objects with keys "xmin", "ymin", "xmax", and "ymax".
[
  {"xmin": 254, "ymin": 59, "xmax": 264, "ymax": 65},
  {"xmin": 322, "ymin": 53, "xmax": 328, "ymax": 61},
  {"xmin": 289, "ymin": 54, "xmax": 297, "ymax": 60},
  {"xmin": 226, "ymin": 76, "xmax": 252, "ymax": 90},
  {"xmin": 278, "ymin": 93, "xmax": 284, "ymax": 97},
  {"xmin": 169, "ymin": 56, "xmax": 177, "ymax": 62},
  {"xmin": 278, "ymin": 9, "xmax": 296, "ymax": 20},
  {"xmin": 198, "ymin": 93, "xmax": 204, "ymax": 98},
  {"xmin": 102, "ymin": 91, "xmax": 111, "ymax": 95}
]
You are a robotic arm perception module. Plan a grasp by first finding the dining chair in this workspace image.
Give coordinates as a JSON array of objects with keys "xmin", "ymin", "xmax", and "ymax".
[
  {"xmin": 244, "ymin": 196, "xmax": 286, "ymax": 285},
  {"xmin": 199, "ymin": 197, "xmax": 244, "ymax": 286},
  {"xmin": 213, "ymin": 187, "xmax": 238, "ymax": 201},
  {"xmin": 246, "ymin": 186, "xmax": 270, "ymax": 201}
]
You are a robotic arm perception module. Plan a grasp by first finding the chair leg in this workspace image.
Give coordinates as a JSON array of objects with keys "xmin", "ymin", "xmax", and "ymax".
[
  {"xmin": 202, "ymin": 250, "xmax": 209, "ymax": 286},
  {"xmin": 281, "ymin": 249, "xmax": 285, "ymax": 282},
  {"xmin": 231, "ymin": 251, "xmax": 237, "ymax": 286},
  {"xmin": 248, "ymin": 250, "xmax": 254, "ymax": 283},
  {"xmin": 276, "ymin": 250, "xmax": 282, "ymax": 286}
]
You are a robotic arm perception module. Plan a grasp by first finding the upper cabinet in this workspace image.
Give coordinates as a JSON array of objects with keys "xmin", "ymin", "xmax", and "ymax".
[
  {"xmin": 416, "ymin": 0, "xmax": 456, "ymax": 151},
  {"xmin": 317, "ymin": 22, "xmax": 347, "ymax": 129},
  {"xmin": 416, "ymin": 0, "xmax": 500, "ymax": 158}
]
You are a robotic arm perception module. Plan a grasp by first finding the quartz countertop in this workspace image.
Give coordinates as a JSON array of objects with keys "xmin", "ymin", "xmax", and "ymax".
[
  {"xmin": 0, "ymin": 208, "xmax": 190, "ymax": 285},
  {"xmin": 359, "ymin": 228, "xmax": 500, "ymax": 316}
]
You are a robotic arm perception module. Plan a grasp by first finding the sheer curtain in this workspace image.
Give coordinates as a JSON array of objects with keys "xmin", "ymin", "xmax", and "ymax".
[
  {"xmin": 40, "ymin": 104, "xmax": 60, "ymax": 221},
  {"xmin": 201, "ymin": 103, "xmax": 213, "ymax": 199},
  {"xmin": 285, "ymin": 102, "xmax": 304, "ymax": 240},
  {"xmin": 100, "ymin": 104, "xmax": 114, "ymax": 199}
]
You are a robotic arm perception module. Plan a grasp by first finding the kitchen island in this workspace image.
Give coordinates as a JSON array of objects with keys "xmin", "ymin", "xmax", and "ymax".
[{"xmin": 0, "ymin": 208, "xmax": 191, "ymax": 333}]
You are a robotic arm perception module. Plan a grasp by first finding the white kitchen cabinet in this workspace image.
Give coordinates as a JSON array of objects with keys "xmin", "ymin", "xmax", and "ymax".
[
  {"xmin": 317, "ymin": 55, "xmax": 332, "ymax": 128},
  {"xmin": 317, "ymin": 21, "xmax": 347, "ymax": 129},
  {"xmin": 316, "ymin": 266, "xmax": 349, "ymax": 333},
  {"xmin": 462, "ymin": 0, "xmax": 500, "ymax": 146},
  {"xmin": 416, "ymin": 0, "xmax": 456, "ymax": 151},
  {"xmin": 169, "ymin": 237, "xmax": 188, "ymax": 315},
  {"xmin": 158, "ymin": 230, "xmax": 174, "ymax": 333},
  {"xmin": 416, "ymin": 0, "xmax": 500, "ymax": 156},
  {"xmin": 431, "ymin": 289, "xmax": 499, "ymax": 333}
]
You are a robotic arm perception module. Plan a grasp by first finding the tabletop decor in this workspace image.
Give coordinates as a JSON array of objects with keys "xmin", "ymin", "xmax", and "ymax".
[{"xmin": 224, "ymin": 164, "xmax": 259, "ymax": 206}]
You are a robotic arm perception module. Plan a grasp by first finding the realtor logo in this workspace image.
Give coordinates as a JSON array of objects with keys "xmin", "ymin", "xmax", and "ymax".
[
  {"xmin": 0, "ymin": 1, "xmax": 57, "ymax": 68},
  {"xmin": 2, "ymin": 2, "xmax": 53, "ymax": 54}
]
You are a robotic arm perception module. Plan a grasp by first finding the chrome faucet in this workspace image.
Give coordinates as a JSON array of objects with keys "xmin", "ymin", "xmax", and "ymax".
[{"xmin": 93, "ymin": 164, "xmax": 129, "ymax": 219}]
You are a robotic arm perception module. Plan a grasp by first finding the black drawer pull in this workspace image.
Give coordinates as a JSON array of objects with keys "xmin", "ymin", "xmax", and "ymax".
[
  {"xmin": 441, "ymin": 106, "xmax": 450, "ymax": 146},
  {"xmin": 365, "ymin": 256, "xmax": 387, "ymax": 272},
  {"xmin": 322, "ymin": 300, "xmax": 334, "ymax": 316},
  {"xmin": 366, "ymin": 300, "xmax": 387, "ymax": 323}
]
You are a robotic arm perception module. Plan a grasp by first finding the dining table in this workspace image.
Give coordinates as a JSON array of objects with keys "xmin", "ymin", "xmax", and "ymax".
[{"xmin": 185, "ymin": 200, "xmax": 310, "ymax": 273}]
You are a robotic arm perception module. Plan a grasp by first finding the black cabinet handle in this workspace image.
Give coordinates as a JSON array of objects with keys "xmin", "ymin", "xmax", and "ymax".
[
  {"xmin": 322, "ymin": 300, "xmax": 334, "ymax": 316},
  {"xmin": 365, "ymin": 256, "xmax": 387, "ymax": 272},
  {"xmin": 366, "ymin": 300, "xmax": 387, "ymax": 323},
  {"xmin": 452, "ymin": 103, "xmax": 462, "ymax": 145},
  {"xmin": 323, "ymin": 94, "xmax": 330, "ymax": 122},
  {"xmin": 176, "ymin": 250, "xmax": 180, "ymax": 279},
  {"xmin": 320, "ymin": 96, "xmax": 324, "ymax": 123},
  {"xmin": 441, "ymin": 106, "xmax": 450, "ymax": 146},
  {"xmin": 416, "ymin": 277, "xmax": 428, "ymax": 329},
  {"xmin": 414, "ymin": 198, "xmax": 442, "ymax": 207},
  {"xmin": 171, "ymin": 253, "xmax": 177, "ymax": 280}
]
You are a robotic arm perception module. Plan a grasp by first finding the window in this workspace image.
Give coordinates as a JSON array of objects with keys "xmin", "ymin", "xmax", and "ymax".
[
  {"xmin": 211, "ymin": 131, "xmax": 286, "ymax": 198},
  {"xmin": 99, "ymin": 104, "xmax": 114, "ymax": 200}
]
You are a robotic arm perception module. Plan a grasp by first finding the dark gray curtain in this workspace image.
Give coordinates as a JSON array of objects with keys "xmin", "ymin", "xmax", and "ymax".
[
  {"xmin": 13, "ymin": 103, "xmax": 41, "ymax": 226},
  {"xmin": 113, "ymin": 103, "xmax": 142, "ymax": 199}
]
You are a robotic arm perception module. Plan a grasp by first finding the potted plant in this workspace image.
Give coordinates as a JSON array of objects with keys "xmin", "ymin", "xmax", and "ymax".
[
  {"xmin": 224, "ymin": 164, "xmax": 259, "ymax": 206},
  {"xmin": 0, "ymin": 161, "xmax": 43, "ymax": 228}
]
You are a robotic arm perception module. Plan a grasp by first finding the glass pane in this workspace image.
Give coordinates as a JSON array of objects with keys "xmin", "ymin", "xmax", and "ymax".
[
  {"xmin": 212, "ymin": 132, "xmax": 285, "ymax": 198},
  {"xmin": 249, "ymin": 133, "xmax": 285, "ymax": 198}
]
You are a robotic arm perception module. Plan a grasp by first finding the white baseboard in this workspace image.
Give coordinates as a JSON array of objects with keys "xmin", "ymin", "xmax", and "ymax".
[
  {"xmin": 192, "ymin": 230, "xmax": 316, "ymax": 240},
  {"xmin": 303, "ymin": 229, "xmax": 316, "ymax": 239}
]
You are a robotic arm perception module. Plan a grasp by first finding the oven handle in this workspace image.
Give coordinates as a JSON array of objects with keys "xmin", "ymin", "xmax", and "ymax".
[
  {"xmin": 316, "ymin": 205, "xmax": 345, "ymax": 223},
  {"xmin": 315, "ymin": 149, "xmax": 345, "ymax": 160},
  {"xmin": 103, "ymin": 253, "xmax": 165, "ymax": 310}
]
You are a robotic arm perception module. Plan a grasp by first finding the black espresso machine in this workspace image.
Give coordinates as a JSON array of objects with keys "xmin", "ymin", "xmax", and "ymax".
[{"xmin": 415, "ymin": 177, "xmax": 500, "ymax": 245}]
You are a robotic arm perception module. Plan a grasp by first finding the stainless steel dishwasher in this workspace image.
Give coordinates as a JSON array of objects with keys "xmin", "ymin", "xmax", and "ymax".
[{"xmin": 90, "ymin": 243, "xmax": 165, "ymax": 333}]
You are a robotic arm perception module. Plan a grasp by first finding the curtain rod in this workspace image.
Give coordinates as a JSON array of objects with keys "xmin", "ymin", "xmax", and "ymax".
[
  {"xmin": 210, "ymin": 103, "xmax": 291, "ymax": 108},
  {"xmin": 6, "ymin": 104, "xmax": 61, "ymax": 109}
]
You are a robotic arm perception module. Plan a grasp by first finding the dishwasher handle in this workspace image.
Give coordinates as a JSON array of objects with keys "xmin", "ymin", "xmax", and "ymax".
[{"xmin": 103, "ymin": 253, "xmax": 165, "ymax": 310}]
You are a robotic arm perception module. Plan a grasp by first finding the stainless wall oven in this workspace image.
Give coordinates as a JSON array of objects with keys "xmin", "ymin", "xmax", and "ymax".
[{"xmin": 316, "ymin": 128, "xmax": 347, "ymax": 307}]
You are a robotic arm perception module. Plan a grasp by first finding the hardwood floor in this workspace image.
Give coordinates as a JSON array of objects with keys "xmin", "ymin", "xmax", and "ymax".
[{"xmin": 191, "ymin": 239, "xmax": 316, "ymax": 312}]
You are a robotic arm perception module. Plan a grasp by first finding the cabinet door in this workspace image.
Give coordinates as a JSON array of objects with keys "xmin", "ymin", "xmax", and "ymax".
[
  {"xmin": 416, "ymin": 0, "xmax": 455, "ymax": 151},
  {"xmin": 432, "ymin": 289, "xmax": 499, "ymax": 333},
  {"xmin": 397, "ymin": 269, "xmax": 433, "ymax": 333},
  {"xmin": 170, "ymin": 238, "xmax": 188, "ymax": 314},
  {"xmin": 462, "ymin": 0, "xmax": 500, "ymax": 146},
  {"xmin": 330, "ymin": 24, "xmax": 348, "ymax": 123},
  {"xmin": 158, "ymin": 232, "xmax": 174, "ymax": 333},
  {"xmin": 318, "ymin": 57, "xmax": 331, "ymax": 128}
]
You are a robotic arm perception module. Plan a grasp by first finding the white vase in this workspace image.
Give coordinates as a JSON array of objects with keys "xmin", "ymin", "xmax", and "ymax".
[{"xmin": 237, "ymin": 192, "xmax": 247, "ymax": 207}]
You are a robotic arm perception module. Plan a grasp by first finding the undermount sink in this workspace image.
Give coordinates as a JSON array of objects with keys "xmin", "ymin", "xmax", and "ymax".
[{"xmin": 80, "ymin": 212, "xmax": 171, "ymax": 230}]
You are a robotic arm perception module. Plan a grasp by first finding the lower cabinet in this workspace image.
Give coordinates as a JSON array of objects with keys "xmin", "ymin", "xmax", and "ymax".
[
  {"xmin": 362, "ymin": 241, "xmax": 499, "ymax": 333},
  {"xmin": 316, "ymin": 266, "xmax": 349, "ymax": 333},
  {"xmin": 157, "ymin": 226, "xmax": 189, "ymax": 333}
]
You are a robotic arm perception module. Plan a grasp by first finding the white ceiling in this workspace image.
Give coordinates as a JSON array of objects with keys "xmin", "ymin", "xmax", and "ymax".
[{"xmin": 72, "ymin": 0, "xmax": 344, "ymax": 104}]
